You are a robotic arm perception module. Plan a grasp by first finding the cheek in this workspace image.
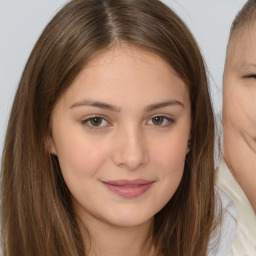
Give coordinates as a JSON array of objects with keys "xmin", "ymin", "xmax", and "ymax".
[
  {"xmin": 55, "ymin": 136, "xmax": 112, "ymax": 207},
  {"xmin": 149, "ymin": 136, "xmax": 186, "ymax": 210},
  {"xmin": 150, "ymin": 132, "xmax": 188, "ymax": 178},
  {"xmin": 225, "ymin": 89, "xmax": 256, "ymax": 137},
  {"xmin": 54, "ymin": 131, "xmax": 111, "ymax": 179},
  {"xmin": 241, "ymin": 90, "xmax": 256, "ymax": 133}
]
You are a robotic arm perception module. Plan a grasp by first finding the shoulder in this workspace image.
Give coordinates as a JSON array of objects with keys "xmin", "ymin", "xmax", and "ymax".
[
  {"xmin": 216, "ymin": 160, "xmax": 256, "ymax": 255},
  {"xmin": 208, "ymin": 186, "xmax": 237, "ymax": 256},
  {"xmin": 215, "ymin": 186, "xmax": 237, "ymax": 221}
]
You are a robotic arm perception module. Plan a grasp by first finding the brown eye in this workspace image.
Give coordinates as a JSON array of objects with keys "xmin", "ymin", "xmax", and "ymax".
[
  {"xmin": 152, "ymin": 116, "xmax": 164, "ymax": 125},
  {"xmin": 82, "ymin": 116, "xmax": 109, "ymax": 128},
  {"xmin": 89, "ymin": 117, "xmax": 103, "ymax": 126},
  {"xmin": 147, "ymin": 116, "xmax": 174, "ymax": 127}
]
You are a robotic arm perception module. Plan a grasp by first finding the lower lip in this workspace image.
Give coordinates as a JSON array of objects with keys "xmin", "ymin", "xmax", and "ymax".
[{"xmin": 102, "ymin": 182, "xmax": 154, "ymax": 198}]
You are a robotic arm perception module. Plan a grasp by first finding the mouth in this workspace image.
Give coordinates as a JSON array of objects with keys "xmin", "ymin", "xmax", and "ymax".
[{"xmin": 101, "ymin": 179, "xmax": 155, "ymax": 198}]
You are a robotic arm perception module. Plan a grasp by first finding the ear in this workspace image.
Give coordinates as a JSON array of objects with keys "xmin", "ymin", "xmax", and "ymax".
[
  {"xmin": 45, "ymin": 135, "xmax": 57, "ymax": 155},
  {"xmin": 186, "ymin": 136, "xmax": 192, "ymax": 154}
]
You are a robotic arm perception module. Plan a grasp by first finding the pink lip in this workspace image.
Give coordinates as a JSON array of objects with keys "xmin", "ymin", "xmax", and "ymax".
[{"xmin": 102, "ymin": 179, "xmax": 154, "ymax": 198}]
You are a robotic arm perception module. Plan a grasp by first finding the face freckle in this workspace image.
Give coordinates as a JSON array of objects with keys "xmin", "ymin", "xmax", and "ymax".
[{"xmin": 49, "ymin": 45, "xmax": 191, "ymax": 229}]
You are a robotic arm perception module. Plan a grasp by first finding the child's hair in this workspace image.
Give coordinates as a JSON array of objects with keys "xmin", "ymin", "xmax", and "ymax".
[
  {"xmin": 0, "ymin": 0, "xmax": 216, "ymax": 255},
  {"xmin": 229, "ymin": 0, "xmax": 256, "ymax": 40}
]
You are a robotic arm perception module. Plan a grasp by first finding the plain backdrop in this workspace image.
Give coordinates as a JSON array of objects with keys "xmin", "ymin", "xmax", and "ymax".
[{"xmin": 0, "ymin": 0, "xmax": 247, "ymax": 156}]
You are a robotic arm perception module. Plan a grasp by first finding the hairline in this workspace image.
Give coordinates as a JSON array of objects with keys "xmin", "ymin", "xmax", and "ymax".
[{"xmin": 229, "ymin": 1, "xmax": 256, "ymax": 43}]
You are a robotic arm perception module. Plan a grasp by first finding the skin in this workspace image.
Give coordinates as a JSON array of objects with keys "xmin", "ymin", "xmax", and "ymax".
[
  {"xmin": 49, "ymin": 45, "xmax": 191, "ymax": 255},
  {"xmin": 223, "ymin": 25, "xmax": 256, "ymax": 212}
]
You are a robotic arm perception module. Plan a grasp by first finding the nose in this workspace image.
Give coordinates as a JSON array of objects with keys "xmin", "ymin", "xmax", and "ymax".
[{"xmin": 111, "ymin": 126, "xmax": 149, "ymax": 171}]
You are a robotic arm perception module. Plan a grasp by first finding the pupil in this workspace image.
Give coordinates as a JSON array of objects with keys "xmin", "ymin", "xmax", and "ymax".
[
  {"xmin": 153, "ymin": 116, "xmax": 163, "ymax": 125},
  {"xmin": 91, "ymin": 118, "xmax": 102, "ymax": 126}
]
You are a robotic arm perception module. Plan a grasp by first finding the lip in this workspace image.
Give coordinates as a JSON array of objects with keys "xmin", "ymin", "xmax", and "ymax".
[{"xmin": 101, "ymin": 179, "xmax": 155, "ymax": 198}]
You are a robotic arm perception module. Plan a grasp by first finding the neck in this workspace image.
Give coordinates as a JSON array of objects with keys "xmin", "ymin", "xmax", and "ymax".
[{"xmin": 77, "ymin": 214, "xmax": 155, "ymax": 256}]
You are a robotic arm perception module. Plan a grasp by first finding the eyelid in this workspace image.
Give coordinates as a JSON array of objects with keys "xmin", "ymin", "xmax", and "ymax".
[
  {"xmin": 81, "ymin": 115, "xmax": 111, "ymax": 129},
  {"xmin": 147, "ymin": 114, "xmax": 175, "ymax": 126},
  {"xmin": 80, "ymin": 114, "xmax": 175, "ymax": 130},
  {"xmin": 242, "ymin": 74, "xmax": 256, "ymax": 79}
]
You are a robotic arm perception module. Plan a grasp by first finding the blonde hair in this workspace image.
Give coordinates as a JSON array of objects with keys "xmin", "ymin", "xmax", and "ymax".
[
  {"xmin": 229, "ymin": 0, "xmax": 256, "ymax": 40},
  {"xmin": 1, "ymin": 0, "xmax": 216, "ymax": 255}
]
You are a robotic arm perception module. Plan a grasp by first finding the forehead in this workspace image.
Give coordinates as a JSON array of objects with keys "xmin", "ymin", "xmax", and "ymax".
[
  {"xmin": 58, "ymin": 45, "xmax": 190, "ymax": 108},
  {"xmin": 226, "ymin": 23, "xmax": 256, "ymax": 70}
]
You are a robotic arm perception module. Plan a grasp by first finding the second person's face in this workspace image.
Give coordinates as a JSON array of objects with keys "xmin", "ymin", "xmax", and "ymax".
[{"xmin": 223, "ymin": 26, "xmax": 256, "ymax": 188}]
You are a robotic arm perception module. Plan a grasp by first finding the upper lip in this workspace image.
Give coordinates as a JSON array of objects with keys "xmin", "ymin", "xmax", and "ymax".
[{"xmin": 102, "ymin": 179, "xmax": 154, "ymax": 186}]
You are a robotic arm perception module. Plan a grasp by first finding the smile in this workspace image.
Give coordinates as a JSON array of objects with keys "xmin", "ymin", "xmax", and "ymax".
[{"xmin": 101, "ymin": 179, "xmax": 155, "ymax": 198}]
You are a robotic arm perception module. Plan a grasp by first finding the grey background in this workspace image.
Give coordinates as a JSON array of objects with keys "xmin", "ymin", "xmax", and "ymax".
[{"xmin": 0, "ymin": 0, "xmax": 247, "ymax": 156}]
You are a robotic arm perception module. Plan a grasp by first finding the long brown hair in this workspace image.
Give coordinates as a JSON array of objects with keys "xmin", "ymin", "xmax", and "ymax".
[{"xmin": 1, "ymin": 0, "xmax": 216, "ymax": 255}]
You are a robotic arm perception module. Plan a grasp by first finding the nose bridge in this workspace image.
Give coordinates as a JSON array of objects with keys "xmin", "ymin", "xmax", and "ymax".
[{"xmin": 112, "ymin": 124, "xmax": 148, "ymax": 170}]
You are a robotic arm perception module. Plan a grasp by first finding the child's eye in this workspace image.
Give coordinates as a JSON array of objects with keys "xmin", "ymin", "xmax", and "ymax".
[
  {"xmin": 82, "ymin": 116, "xmax": 109, "ymax": 128},
  {"xmin": 243, "ymin": 74, "xmax": 256, "ymax": 79},
  {"xmin": 147, "ymin": 116, "xmax": 174, "ymax": 126}
]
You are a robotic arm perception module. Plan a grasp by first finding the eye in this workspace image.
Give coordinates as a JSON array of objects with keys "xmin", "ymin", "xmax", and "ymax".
[
  {"xmin": 243, "ymin": 74, "xmax": 256, "ymax": 79},
  {"xmin": 82, "ymin": 116, "xmax": 109, "ymax": 128},
  {"xmin": 147, "ymin": 116, "xmax": 174, "ymax": 126}
]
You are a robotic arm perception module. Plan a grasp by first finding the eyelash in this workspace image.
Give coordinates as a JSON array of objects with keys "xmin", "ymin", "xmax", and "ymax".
[
  {"xmin": 81, "ymin": 115, "xmax": 175, "ymax": 130},
  {"xmin": 81, "ymin": 115, "xmax": 110, "ymax": 130},
  {"xmin": 243, "ymin": 74, "xmax": 256, "ymax": 79},
  {"xmin": 147, "ymin": 115, "xmax": 175, "ymax": 127}
]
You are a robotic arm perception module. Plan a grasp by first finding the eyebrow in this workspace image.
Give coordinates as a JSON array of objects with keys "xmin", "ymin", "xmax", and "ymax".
[
  {"xmin": 70, "ymin": 100, "xmax": 121, "ymax": 112},
  {"xmin": 144, "ymin": 100, "xmax": 184, "ymax": 112},
  {"xmin": 70, "ymin": 99, "xmax": 184, "ymax": 112}
]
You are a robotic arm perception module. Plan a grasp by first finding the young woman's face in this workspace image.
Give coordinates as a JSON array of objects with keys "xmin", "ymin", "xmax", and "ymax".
[
  {"xmin": 50, "ymin": 46, "xmax": 191, "ymax": 228},
  {"xmin": 223, "ymin": 27, "xmax": 256, "ymax": 189}
]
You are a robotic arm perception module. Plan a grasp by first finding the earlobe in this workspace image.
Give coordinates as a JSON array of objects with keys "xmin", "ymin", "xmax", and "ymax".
[
  {"xmin": 187, "ymin": 137, "xmax": 192, "ymax": 154},
  {"xmin": 45, "ymin": 136, "xmax": 57, "ymax": 155}
]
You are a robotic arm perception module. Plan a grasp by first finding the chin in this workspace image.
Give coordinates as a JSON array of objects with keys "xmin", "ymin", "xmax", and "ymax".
[{"xmin": 104, "ymin": 210, "xmax": 155, "ymax": 228}]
